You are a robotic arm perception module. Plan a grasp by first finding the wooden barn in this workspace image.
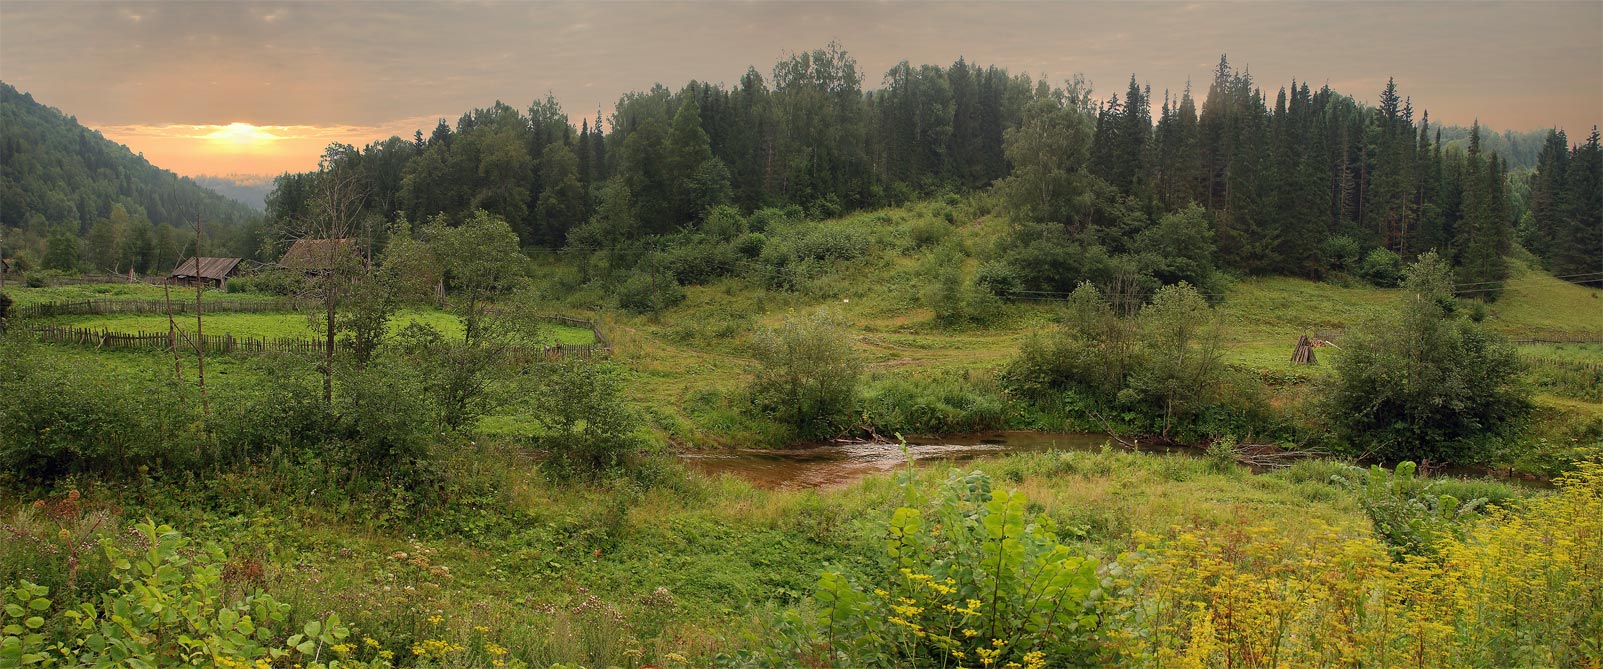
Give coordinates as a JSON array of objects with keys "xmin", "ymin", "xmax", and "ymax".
[
  {"xmin": 169, "ymin": 256, "xmax": 243, "ymax": 289},
  {"xmin": 279, "ymin": 238, "xmax": 363, "ymax": 274}
]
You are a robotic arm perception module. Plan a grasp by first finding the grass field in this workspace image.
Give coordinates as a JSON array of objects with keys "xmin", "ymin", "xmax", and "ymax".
[
  {"xmin": 3, "ymin": 281, "xmax": 278, "ymax": 306},
  {"xmin": 39, "ymin": 309, "xmax": 596, "ymax": 345}
]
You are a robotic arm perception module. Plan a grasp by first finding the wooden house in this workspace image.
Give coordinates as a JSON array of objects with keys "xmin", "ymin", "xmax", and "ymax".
[
  {"xmin": 169, "ymin": 257, "xmax": 243, "ymax": 289},
  {"xmin": 279, "ymin": 238, "xmax": 363, "ymax": 275}
]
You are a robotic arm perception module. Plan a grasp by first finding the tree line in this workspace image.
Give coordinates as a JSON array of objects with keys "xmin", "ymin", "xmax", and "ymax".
[{"xmin": 255, "ymin": 46, "xmax": 1596, "ymax": 300}]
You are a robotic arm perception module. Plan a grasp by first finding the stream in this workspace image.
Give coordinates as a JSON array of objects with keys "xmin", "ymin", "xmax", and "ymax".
[{"xmin": 678, "ymin": 431, "xmax": 1196, "ymax": 489}]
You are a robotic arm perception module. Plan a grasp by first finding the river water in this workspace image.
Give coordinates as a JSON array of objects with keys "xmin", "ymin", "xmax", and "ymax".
[{"xmin": 678, "ymin": 431, "xmax": 1194, "ymax": 489}]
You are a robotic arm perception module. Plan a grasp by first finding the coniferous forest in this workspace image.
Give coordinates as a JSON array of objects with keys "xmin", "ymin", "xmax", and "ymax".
[{"xmin": 251, "ymin": 47, "xmax": 1601, "ymax": 299}]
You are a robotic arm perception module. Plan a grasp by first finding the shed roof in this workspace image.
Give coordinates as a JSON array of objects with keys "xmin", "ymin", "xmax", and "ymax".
[
  {"xmin": 280, "ymin": 238, "xmax": 360, "ymax": 270},
  {"xmin": 170, "ymin": 257, "xmax": 243, "ymax": 280}
]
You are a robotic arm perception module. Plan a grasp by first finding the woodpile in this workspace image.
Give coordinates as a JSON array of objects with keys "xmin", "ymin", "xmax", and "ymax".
[{"xmin": 1291, "ymin": 334, "xmax": 1317, "ymax": 365}]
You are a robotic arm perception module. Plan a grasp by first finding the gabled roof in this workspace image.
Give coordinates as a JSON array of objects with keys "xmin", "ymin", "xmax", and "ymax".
[
  {"xmin": 280, "ymin": 238, "xmax": 360, "ymax": 270},
  {"xmin": 170, "ymin": 256, "xmax": 242, "ymax": 280}
]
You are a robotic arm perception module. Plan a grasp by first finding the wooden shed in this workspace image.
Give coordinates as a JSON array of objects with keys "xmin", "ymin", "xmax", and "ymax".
[
  {"xmin": 279, "ymin": 238, "xmax": 363, "ymax": 274},
  {"xmin": 169, "ymin": 256, "xmax": 243, "ymax": 289}
]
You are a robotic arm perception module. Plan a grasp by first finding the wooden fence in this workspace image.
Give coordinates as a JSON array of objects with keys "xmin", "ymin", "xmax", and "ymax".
[{"xmin": 1512, "ymin": 337, "xmax": 1603, "ymax": 345}]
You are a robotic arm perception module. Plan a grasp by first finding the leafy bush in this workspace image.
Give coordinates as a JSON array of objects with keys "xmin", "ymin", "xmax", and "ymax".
[
  {"xmin": 657, "ymin": 237, "xmax": 739, "ymax": 285},
  {"xmin": 335, "ymin": 360, "xmax": 433, "ymax": 471},
  {"xmin": 1326, "ymin": 252, "xmax": 1530, "ymax": 464},
  {"xmin": 973, "ymin": 261, "xmax": 1021, "ymax": 298},
  {"xmin": 530, "ymin": 360, "xmax": 645, "ymax": 478},
  {"xmin": 615, "ymin": 271, "xmax": 685, "ymax": 314},
  {"xmin": 1003, "ymin": 282, "xmax": 1235, "ymax": 440},
  {"xmin": 859, "ymin": 371, "xmax": 1012, "ymax": 435},
  {"xmin": 1355, "ymin": 247, "xmax": 1403, "ymax": 287},
  {"xmin": 0, "ymin": 340, "xmax": 204, "ymax": 480},
  {"xmin": 811, "ymin": 470, "xmax": 1102, "ymax": 666},
  {"xmin": 1, "ymin": 520, "xmax": 380, "ymax": 669},
  {"xmin": 732, "ymin": 232, "xmax": 767, "ymax": 259},
  {"xmin": 905, "ymin": 217, "xmax": 951, "ymax": 250},
  {"xmin": 1321, "ymin": 234, "xmax": 1363, "ymax": 274},
  {"xmin": 1334, "ymin": 461, "xmax": 1487, "ymax": 558},
  {"xmin": 748, "ymin": 311, "xmax": 862, "ymax": 439}
]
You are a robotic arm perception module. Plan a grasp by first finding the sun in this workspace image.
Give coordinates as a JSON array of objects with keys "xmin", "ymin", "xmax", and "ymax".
[{"xmin": 200, "ymin": 122, "xmax": 282, "ymax": 148}]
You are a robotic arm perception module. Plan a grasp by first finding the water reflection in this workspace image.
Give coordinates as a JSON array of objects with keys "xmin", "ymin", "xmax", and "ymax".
[{"xmin": 680, "ymin": 432, "xmax": 1161, "ymax": 489}]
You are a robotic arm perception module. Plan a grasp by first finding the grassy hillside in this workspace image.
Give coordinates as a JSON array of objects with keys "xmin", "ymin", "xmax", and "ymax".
[{"xmin": 520, "ymin": 201, "xmax": 1600, "ymax": 451}]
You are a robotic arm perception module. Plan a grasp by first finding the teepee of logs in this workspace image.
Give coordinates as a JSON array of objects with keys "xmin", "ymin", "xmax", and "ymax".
[{"xmin": 1291, "ymin": 334, "xmax": 1317, "ymax": 365}]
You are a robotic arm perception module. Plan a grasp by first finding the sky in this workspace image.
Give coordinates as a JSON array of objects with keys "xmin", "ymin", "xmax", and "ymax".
[{"xmin": 2, "ymin": 1, "xmax": 1599, "ymax": 178}]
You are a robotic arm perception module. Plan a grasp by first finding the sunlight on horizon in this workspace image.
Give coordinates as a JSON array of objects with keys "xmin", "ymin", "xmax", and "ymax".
[{"xmin": 199, "ymin": 122, "xmax": 283, "ymax": 148}]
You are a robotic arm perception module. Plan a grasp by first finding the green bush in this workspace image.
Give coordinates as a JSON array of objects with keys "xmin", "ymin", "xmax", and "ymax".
[
  {"xmin": 1322, "ymin": 235, "xmax": 1363, "ymax": 274},
  {"xmin": 616, "ymin": 271, "xmax": 685, "ymax": 314},
  {"xmin": 657, "ymin": 237, "xmax": 739, "ymax": 285},
  {"xmin": 0, "ymin": 341, "xmax": 204, "ymax": 480},
  {"xmin": 530, "ymin": 360, "xmax": 646, "ymax": 478},
  {"xmin": 1, "ymin": 520, "xmax": 375, "ymax": 669},
  {"xmin": 749, "ymin": 311, "xmax": 863, "ymax": 440},
  {"xmin": 1334, "ymin": 461, "xmax": 1488, "ymax": 559},
  {"xmin": 973, "ymin": 261, "xmax": 1021, "ymax": 298},
  {"xmin": 1326, "ymin": 252, "xmax": 1531, "ymax": 464},
  {"xmin": 809, "ymin": 470, "xmax": 1102, "ymax": 666},
  {"xmin": 335, "ymin": 360, "xmax": 433, "ymax": 471},
  {"xmin": 859, "ymin": 371, "xmax": 1012, "ymax": 435},
  {"xmin": 1356, "ymin": 248, "xmax": 1404, "ymax": 287}
]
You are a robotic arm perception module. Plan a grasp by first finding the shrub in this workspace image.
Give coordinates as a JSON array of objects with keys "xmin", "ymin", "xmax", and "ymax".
[
  {"xmin": 749, "ymin": 206, "xmax": 803, "ymax": 233},
  {"xmin": 810, "ymin": 470, "xmax": 1102, "ymax": 666},
  {"xmin": 335, "ymin": 360, "xmax": 433, "ymax": 471},
  {"xmin": 1, "ymin": 520, "xmax": 378, "ymax": 669},
  {"xmin": 530, "ymin": 360, "xmax": 645, "ymax": 478},
  {"xmin": 616, "ymin": 271, "xmax": 685, "ymax": 314},
  {"xmin": 748, "ymin": 311, "xmax": 862, "ymax": 439},
  {"xmin": 1321, "ymin": 234, "xmax": 1363, "ymax": 274},
  {"xmin": 1333, "ymin": 461, "xmax": 1487, "ymax": 558},
  {"xmin": 1356, "ymin": 247, "xmax": 1404, "ymax": 287},
  {"xmin": 859, "ymin": 371, "xmax": 1012, "ymax": 435},
  {"xmin": 732, "ymin": 232, "xmax": 767, "ymax": 259},
  {"xmin": 658, "ymin": 238, "xmax": 738, "ymax": 285},
  {"xmin": 905, "ymin": 217, "xmax": 951, "ymax": 250},
  {"xmin": 1326, "ymin": 252, "xmax": 1530, "ymax": 464},
  {"xmin": 973, "ymin": 261, "xmax": 1021, "ymax": 298},
  {"xmin": 0, "ymin": 340, "xmax": 204, "ymax": 480}
]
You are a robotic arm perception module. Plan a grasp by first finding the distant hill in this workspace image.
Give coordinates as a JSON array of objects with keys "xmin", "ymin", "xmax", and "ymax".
[
  {"xmin": 191, "ymin": 174, "xmax": 274, "ymax": 211},
  {"xmin": 0, "ymin": 82, "xmax": 258, "ymax": 233}
]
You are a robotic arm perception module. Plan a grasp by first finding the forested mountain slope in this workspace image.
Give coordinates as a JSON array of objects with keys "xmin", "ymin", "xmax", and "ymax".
[{"xmin": 0, "ymin": 82, "xmax": 260, "ymax": 271}]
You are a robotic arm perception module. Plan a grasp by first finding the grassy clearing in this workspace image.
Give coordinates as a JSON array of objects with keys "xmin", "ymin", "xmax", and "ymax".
[
  {"xmin": 36, "ymin": 308, "xmax": 596, "ymax": 345},
  {"xmin": 3, "ymin": 281, "xmax": 278, "ymax": 306}
]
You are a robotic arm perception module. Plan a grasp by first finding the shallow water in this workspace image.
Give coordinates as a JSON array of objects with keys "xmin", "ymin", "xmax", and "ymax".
[{"xmin": 679, "ymin": 431, "xmax": 1192, "ymax": 489}]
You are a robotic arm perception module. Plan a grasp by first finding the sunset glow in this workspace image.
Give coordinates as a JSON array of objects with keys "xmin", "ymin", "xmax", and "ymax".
[{"xmin": 200, "ymin": 122, "xmax": 282, "ymax": 148}]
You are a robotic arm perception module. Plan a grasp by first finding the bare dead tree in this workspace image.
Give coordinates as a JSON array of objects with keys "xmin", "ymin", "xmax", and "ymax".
[
  {"xmin": 193, "ymin": 214, "xmax": 209, "ymax": 417},
  {"xmin": 284, "ymin": 146, "xmax": 370, "ymax": 404}
]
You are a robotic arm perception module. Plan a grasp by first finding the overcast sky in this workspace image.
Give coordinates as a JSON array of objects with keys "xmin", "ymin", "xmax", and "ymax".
[{"xmin": 2, "ymin": 1, "xmax": 1599, "ymax": 177}]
